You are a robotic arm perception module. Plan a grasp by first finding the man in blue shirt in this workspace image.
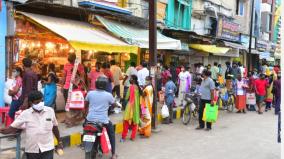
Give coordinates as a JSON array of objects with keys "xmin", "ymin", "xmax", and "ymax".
[
  {"xmin": 165, "ymin": 75, "xmax": 177, "ymax": 124},
  {"xmin": 85, "ymin": 76, "xmax": 117, "ymax": 159}
]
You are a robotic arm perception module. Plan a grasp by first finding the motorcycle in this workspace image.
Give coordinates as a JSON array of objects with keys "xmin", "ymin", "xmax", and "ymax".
[{"xmin": 83, "ymin": 121, "xmax": 104, "ymax": 159}]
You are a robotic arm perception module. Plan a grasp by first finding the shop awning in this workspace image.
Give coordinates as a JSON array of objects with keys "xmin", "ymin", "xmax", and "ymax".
[
  {"xmin": 78, "ymin": 0, "xmax": 132, "ymax": 15},
  {"xmin": 189, "ymin": 44, "xmax": 230, "ymax": 54},
  {"xmin": 223, "ymin": 41, "xmax": 247, "ymax": 50},
  {"xmin": 96, "ymin": 16, "xmax": 182, "ymax": 50},
  {"xmin": 18, "ymin": 12, "xmax": 138, "ymax": 54}
]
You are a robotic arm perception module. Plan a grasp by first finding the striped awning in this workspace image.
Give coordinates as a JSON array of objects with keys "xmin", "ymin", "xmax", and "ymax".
[
  {"xmin": 18, "ymin": 12, "xmax": 138, "ymax": 54},
  {"xmin": 96, "ymin": 16, "xmax": 182, "ymax": 50}
]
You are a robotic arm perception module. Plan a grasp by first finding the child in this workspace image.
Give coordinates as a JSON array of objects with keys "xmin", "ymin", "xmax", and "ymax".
[
  {"xmin": 164, "ymin": 75, "xmax": 177, "ymax": 124},
  {"xmin": 121, "ymin": 75, "xmax": 141, "ymax": 142}
]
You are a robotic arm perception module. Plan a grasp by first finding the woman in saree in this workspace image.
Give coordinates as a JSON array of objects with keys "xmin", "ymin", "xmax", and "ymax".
[
  {"xmin": 139, "ymin": 76, "xmax": 153, "ymax": 137},
  {"xmin": 121, "ymin": 75, "xmax": 141, "ymax": 142}
]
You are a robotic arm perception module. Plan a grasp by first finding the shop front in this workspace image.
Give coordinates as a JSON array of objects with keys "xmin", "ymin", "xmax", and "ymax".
[{"xmin": 7, "ymin": 11, "xmax": 138, "ymax": 110}]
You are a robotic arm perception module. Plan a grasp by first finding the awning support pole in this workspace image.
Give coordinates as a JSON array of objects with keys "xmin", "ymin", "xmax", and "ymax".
[{"xmin": 248, "ymin": 0, "xmax": 255, "ymax": 71}]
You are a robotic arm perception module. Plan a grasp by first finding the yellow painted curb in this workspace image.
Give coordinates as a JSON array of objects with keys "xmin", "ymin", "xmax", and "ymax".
[
  {"xmin": 115, "ymin": 122, "xmax": 123, "ymax": 134},
  {"xmin": 54, "ymin": 138, "xmax": 58, "ymax": 146},
  {"xmin": 176, "ymin": 108, "xmax": 181, "ymax": 119},
  {"xmin": 157, "ymin": 113, "xmax": 162, "ymax": 123},
  {"xmin": 70, "ymin": 133, "xmax": 82, "ymax": 146}
]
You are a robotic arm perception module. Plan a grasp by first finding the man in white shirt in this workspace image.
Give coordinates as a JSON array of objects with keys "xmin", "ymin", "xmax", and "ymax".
[
  {"xmin": 137, "ymin": 62, "xmax": 149, "ymax": 87},
  {"xmin": 122, "ymin": 62, "xmax": 138, "ymax": 109},
  {"xmin": 0, "ymin": 91, "xmax": 62, "ymax": 159},
  {"xmin": 110, "ymin": 60, "xmax": 123, "ymax": 99}
]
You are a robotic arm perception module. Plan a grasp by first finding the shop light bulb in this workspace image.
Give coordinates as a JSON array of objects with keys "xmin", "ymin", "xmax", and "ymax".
[
  {"xmin": 31, "ymin": 42, "xmax": 35, "ymax": 48},
  {"xmin": 70, "ymin": 49, "xmax": 74, "ymax": 53},
  {"xmin": 37, "ymin": 42, "xmax": 41, "ymax": 47},
  {"xmin": 45, "ymin": 42, "xmax": 55, "ymax": 49}
]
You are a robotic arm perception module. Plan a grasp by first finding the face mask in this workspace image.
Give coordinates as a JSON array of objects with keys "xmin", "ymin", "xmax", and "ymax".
[
  {"xmin": 32, "ymin": 102, "xmax": 44, "ymax": 111},
  {"xmin": 12, "ymin": 72, "xmax": 18, "ymax": 78}
]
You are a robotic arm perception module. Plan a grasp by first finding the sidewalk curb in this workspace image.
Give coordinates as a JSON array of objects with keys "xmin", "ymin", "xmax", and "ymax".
[{"xmin": 57, "ymin": 108, "xmax": 183, "ymax": 148}]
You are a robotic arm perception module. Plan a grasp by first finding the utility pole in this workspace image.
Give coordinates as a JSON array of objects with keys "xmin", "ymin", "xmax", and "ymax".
[
  {"xmin": 149, "ymin": 0, "xmax": 158, "ymax": 129},
  {"xmin": 248, "ymin": 0, "xmax": 255, "ymax": 71}
]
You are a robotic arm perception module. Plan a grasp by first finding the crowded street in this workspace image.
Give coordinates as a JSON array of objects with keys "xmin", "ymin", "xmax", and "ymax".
[{"xmin": 0, "ymin": 0, "xmax": 283, "ymax": 159}]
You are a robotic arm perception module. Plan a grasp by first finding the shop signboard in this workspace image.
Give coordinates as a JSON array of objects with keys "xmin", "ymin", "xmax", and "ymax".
[
  {"xmin": 259, "ymin": 51, "xmax": 271, "ymax": 59},
  {"xmin": 217, "ymin": 18, "xmax": 240, "ymax": 42},
  {"xmin": 157, "ymin": 1, "xmax": 166, "ymax": 21},
  {"xmin": 240, "ymin": 34, "xmax": 256, "ymax": 49},
  {"xmin": 256, "ymin": 39, "xmax": 268, "ymax": 51}
]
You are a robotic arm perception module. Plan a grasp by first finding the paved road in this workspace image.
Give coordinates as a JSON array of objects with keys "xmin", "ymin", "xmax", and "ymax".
[{"xmin": 53, "ymin": 110, "xmax": 280, "ymax": 159}]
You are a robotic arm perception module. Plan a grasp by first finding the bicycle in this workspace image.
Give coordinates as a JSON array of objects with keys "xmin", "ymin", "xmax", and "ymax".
[
  {"xmin": 182, "ymin": 92, "xmax": 200, "ymax": 125},
  {"xmin": 216, "ymin": 87, "xmax": 235, "ymax": 112}
]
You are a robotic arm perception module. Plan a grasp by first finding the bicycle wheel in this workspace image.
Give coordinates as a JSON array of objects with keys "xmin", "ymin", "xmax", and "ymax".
[
  {"xmin": 217, "ymin": 97, "xmax": 223, "ymax": 110},
  {"xmin": 182, "ymin": 105, "xmax": 191, "ymax": 125},
  {"xmin": 227, "ymin": 97, "xmax": 234, "ymax": 112}
]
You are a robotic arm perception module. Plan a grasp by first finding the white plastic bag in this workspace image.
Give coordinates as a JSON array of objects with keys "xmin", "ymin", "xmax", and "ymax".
[
  {"xmin": 161, "ymin": 104, "xmax": 169, "ymax": 118},
  {"xmin": 4, "ymin": 79, "xmax": 13, "ymax": 105},
  {"xmin": 246, "ymin": 93, "xmax": 256, "ymax": 105}
]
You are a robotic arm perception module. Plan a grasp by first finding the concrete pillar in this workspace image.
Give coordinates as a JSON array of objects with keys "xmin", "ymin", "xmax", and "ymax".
[{"xmin": 0, "ymin": 0, "xmax": 7, "ymax": 106}]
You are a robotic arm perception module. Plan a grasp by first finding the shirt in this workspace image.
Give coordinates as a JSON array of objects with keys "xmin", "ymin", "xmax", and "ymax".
[
  {"xmin": 200, "ymin": 77, "xmax": 215, "ymax": 100},
  {"xmin": 86, "ymin": 90, "xmax": 114, "ymax": 124},
  {"xmin": 88, "ymin": 70, "xmax": 103, "ymax": 90},
  {"xmin": 63, "ymin": 63, "xmax": 84, "ymax": 89},
  {"xmin": 234, "ymin": 79, "xmax": 246, "ymax": 95},
  {"xmin": 124, "ymin": 67, "xmax": 138, "ymax": 87},
  {"xmin": 20, "ymin": 70, "xmax": 38, "ymax": 101},
  {"xmin": 211, "ymin": 66, "xmax": 219, "ymax": 80},
  {"xmin": 165, "ymin": 80, "xmax": 177, "ymax": 104},
  {"xmin": 110, "ymin": 65, "xmax": 122, "ymax": 86},
  {"xmin": 137, "ymin": 68, "xmax": 149, "ymax": 86},
  {"xmin": 255, "ymin": 79, "xmax": 269, "ymax": 96},
  {"xmin": 11, "ymin": 107, "xmax": 58, "ymax": 153}
]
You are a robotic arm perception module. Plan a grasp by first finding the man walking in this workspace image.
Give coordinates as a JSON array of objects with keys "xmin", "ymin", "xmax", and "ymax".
[
  {"xmin": 19, "ymin": 58, "xmax": 38, "ymax": 109},
  {"xmin": 211, "ymin": 62, "xmax": 219, "ymax": 85},
  {"xmin": 137, "ymin": 62, "xmax": 149, "ymax": 87},
  {"xmin": 0, "ymin": 91, "xmax": 63, "ymax": 159},
  {"xmin": 254, "ymin": 73, "xmax": 269, "ymax": 114},
  {"xmin": 110, "ymin": 60, "xmax": 123, "ymax": 99},
  {"xmin": 196, "ymin": 70, "xmax": 215, "ymax": 131}
]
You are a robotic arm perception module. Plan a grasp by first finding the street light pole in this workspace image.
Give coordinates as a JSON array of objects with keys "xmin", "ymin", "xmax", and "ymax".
[
  {"xmin": 149, "ymin": 0, "xmax": 158, "ymax": 129},
  {"xmin": 248, "ymin": 0, "xmax": 255, "ymax": 71}
]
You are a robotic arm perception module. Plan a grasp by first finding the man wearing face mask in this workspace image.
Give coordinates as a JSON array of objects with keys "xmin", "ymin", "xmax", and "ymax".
[{"xmin": 0, "ymin": 91, "xmax": 63, "ymax": 159}]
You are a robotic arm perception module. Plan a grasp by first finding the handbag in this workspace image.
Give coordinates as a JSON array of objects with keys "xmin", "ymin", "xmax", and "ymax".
[
  {"xmin": 202, "ymin": 103, "xmax": 218, "ymax": 123},
  {"xmin": 161, "ymin": 103, "xmax": 169, "ymax": 118},
  {"xmin": 69, "ymin": 90, "xmax": 85, "ymax": 110}
]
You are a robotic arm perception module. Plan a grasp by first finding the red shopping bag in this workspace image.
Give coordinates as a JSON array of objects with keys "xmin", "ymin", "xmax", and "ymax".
[{"xmin": 100, "ymin": 127, "xmax": 112, "ymax": 154}]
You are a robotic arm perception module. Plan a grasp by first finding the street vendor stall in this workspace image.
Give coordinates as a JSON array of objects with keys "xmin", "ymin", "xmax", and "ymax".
[{"xmin": 7, "ymin": 11, "xmax": 138, "ymax": 110}]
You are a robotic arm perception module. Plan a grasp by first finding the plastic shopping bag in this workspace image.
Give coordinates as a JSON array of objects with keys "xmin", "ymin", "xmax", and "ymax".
[
  {"xmin": 100, "ymin": 127, "xmax": 112, "ymax": 154},
  {"xmin": 161, "ymin": 104, "xmax": 169, "ymax": 118},
  {"xmin": 246, "ymin": 93, "xmax": 256, "ymax": 105},
  {"xmin": 202, "ymin": 103, "xmax": 219, "ymax": 123}
]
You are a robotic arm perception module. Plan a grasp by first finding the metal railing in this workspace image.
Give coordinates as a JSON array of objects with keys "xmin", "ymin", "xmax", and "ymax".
[{"xmin": 0, "ymin": 133, "xmax": 22, "ymax": 159}]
